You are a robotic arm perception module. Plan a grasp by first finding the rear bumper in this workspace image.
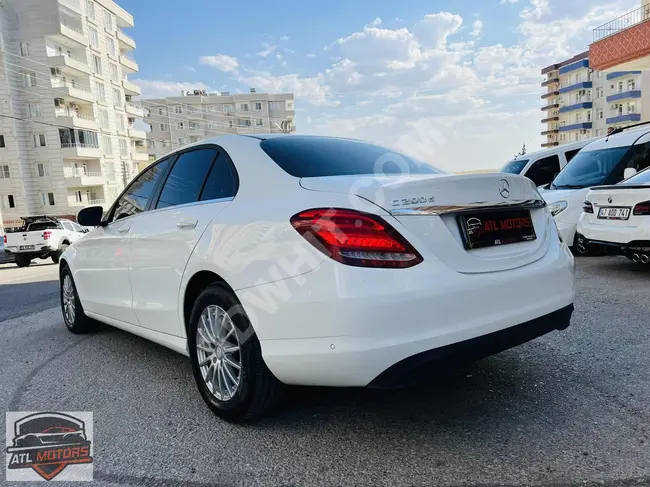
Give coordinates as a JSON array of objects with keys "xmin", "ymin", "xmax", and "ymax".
[
  {"xmin": 370, "ymin": 304, "xmax": 573, "ymax": 388},
  {"xmin": 577, "ymin": 214, "xmax": 650, "ymax": 246},
  {"xmin": 555, "ymin": 220, "xmax": 577, "ymax": 247},
  {"xmin": 3, "ymin": 246, "xmax": 53, "ymax": 254}
]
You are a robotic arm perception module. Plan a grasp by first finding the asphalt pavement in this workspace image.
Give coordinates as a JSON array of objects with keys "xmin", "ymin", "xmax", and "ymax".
[
  {"xmin": 0, "ymin": 260, "xmax": 60, "ymax": 321},
  {"xmin": 1, "ymin": 257, "xmax": 649, "ymax": 486}
]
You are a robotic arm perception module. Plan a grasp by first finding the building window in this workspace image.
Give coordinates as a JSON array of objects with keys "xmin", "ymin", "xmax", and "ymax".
[
  {"xmin": 596, "ymin": 87, "xmax": 604, "ymax": 99},
  {"xmin": 100, "ymin": 109, "xmax": 109, "ymax": 129},
  {"xmin": 33, "ymin": 134, "xmax": 46, "ymax": 147},
  {"xmin": 117, "ymin": 115, "xmax": 125, "ymax": 131},
  {"xmin": 2, "ymin": 194, "xmax": 16, "ymax": 208},
  {"xmin": 618, "ymin": 81, "xmax": 624, "ymax": 93},
  {"xmin": 254, "ymin": 102, "xmax": 262, "ymax": 111},
  {"xmin": 222, "ymin": 104, "xmax": 234, "ymax": 113},
  {"xmin": 160, "ymin": 123, "xmax": 169, "ymax": 131},
  {"xmin": 158, "ymin": 108, "xmax": 165, "ymax": 115},
  {"xmin": 36, "ymin": 163, "xmax": 49, "ymax": 177},
  {"xmin": 23, "ymin": 71, "xmax": 37, "ymax": 87},
  {"xmin": 597, "ymin": 108, "xmax": 603, "ymax": 119},
  {"xmin": 106, "ymin": 36, "xmax": 115, "ymax": 56},
  {"xmin": 162, "ymin": 140, "xmax": 170, "ymax": 147},
  {"xmin": 119, "ymin": 138, "xmax": 128, "ymax": 156},
  {"xmin": 286, "ymin": 101, "xmax": 294, "ymax": 110},
  {"xmin": 270, "ymin": 101, "xmax": 281, "ymax": 111},
  {"xmin": 628, "ymin": 79, "xmax": 636, "ymax": 91},
  {"xmin": 208, "ymin": 105, "xmax": 216, "ymax": 112},
  {"xmin": 110, "ymin": 63, "xmax": 118, "ymax": 80},
  {"xmin": 576, "ymin": 112, "xmax": 582, "ymax": 123},
  {"xmin": 113, "ymin": 88, "xmax": 121, "ymax": 105},
  {"xmin": 587, "ymin": 111, "xmax": 591, "ymax": 122},
  {"xmin": 0, "ymin": 165, "xmax": 9, "ymax": 178},
  {"xmin": 0, "ymin": 135, "xmax": 5, "ymax": 148},
  {"xmin": 240, "ymin": 103, "xmax": 249, "ymax": 112},
  {"xmin": 596, "ymin": 129, "xmax": 603, "ymax": 136},
  {"xmin": 174, "ymin": 105, "xmax": 183, "ymax": 114},
  {"xmin": 41, "ymin": 192, "xmax": 55, "ymax": 206},
  {"xmin": 96, "ymin": 82, "xmax": 106, "ymax": 103},
  {"xmin": 238, "ymin": 119, "xmax": 251, "ymax": 127},
  {"xmin": 228, "ymin": 120, "xmax": 233, "ymax": 128},
  {"xmin": 75, "ymin": 190, "xmax": 83, "ymax": 203},
  {"xmin": 20, "ymin": 42, "xmax": 30, "ymax": 56},
  {"xmin": 103, "ymin": 9, "xmax": 113, "ymax": 30},
  {"xmin": 177, "ymin": 121, "xmax": 185, "ymax": 129},
  {"xmin": 102, "ymin": 135, "xmax": 112, "ymax": 153},
  {"xmin": 89, "ymin": 27, "xmax": 99, "ymax": 48},
  {"xmin": 256, "ymin": 118, "xmax": 263, "ymax": 127},
  {"xmin": 93, "ymin": 55, "xmax": 102, "ymax": 75},
  {"xmin": 628, "ymin": 102, "xmax": 637, "ymax": 113},
  {"xmin": 86, "ymin": 0, "xmax": 95, "ymax": 20}
]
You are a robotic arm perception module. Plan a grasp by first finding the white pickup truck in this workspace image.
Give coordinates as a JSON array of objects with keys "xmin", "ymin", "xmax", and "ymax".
[{"xmin": 3, "ymin": 216, "xmax": 88, "ymax": 267}]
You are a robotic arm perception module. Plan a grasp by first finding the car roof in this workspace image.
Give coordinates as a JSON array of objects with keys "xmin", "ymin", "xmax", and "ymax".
[
  {"xmin": 507, "ymin": 138, "xmax": 598, "ymax": 162},
  {"xmin": 582, "ymin": 126, "xmax": 650, "ymax": 151}
]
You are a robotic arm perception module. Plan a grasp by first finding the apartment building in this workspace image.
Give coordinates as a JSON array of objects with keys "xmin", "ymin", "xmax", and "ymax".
[
  {"xmin": 541, "ymin": 52, "xmax": 650, "ymax": 147},
  {"xmin": 0, "ymin": 0, "xmax": 144, "ymax": 230},
  {"xmin": 142, "ymin": 90, "xmax": 295, "ymax": 162}
]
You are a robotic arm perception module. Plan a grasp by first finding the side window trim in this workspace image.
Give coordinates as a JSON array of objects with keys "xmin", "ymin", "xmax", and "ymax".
[
  {"xmin": 198, "ymin": 150, "xmax": 239, "ymax": 202},
  {"xmin": 105, "ymin": 155, "xmax": 176, "ymax": 224},
  {"xmin": 150, "ymin": 145, "xmax": 220, "ymax": 210}
]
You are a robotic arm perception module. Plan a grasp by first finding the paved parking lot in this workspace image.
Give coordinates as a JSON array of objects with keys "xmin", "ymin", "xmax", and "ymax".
[{"xmin": 1, "ymin": 257, "xmax": 649, "ymax": 486}]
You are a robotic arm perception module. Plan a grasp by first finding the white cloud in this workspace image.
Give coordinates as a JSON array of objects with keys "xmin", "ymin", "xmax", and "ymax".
[
  {"xmin": 280, "ymin": 35, "xmax": 289, "ymax": 41},
  {"xmin": 500, "ymin": 0, "xmax": 519, "ymax": 3},
  {"xmin": 186, "ymin": 66, "xmax": 196, "ymax": 72},
  {"xmin": 258, "ymin": 43, "xmax": 278, "ymax": 57},
  {"xmin": 199, "ymin": 54, "xmax": 239, "ymax": 73},
  {"xmin": 284, "ymin": 48, "xmax": 296, "ymax": 54},
  {"xmin": 470, "ymin": 19, "xmax": 483, "ymax": 37},
  {"xmin": 368, "ymin": 17, "xmax": 382, "ymax": 27},
  {"xmin": 395, "ymin": 17, "xmax": 404, "ymax": 22},
  {"xmin": 306, "ymin": 53, "xmax": 317, "ymax": 58},
  {"xmin": 520, "ymin": 0, "xmax": 551, "ymax": 20}
]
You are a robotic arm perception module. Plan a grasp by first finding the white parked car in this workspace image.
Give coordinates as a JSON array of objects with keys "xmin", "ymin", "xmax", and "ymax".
[
  {"xmin": 543, "ymin": 124, "xmax": 650, "ymax": 252},
  {"xmin": 3, "ymin": 216, "xmax": 88, "ymax": 267},
  {"xmin": 500, "ymin": 138, "xmax": 594, "ymax": 188},
  {"xmin": 60, "ymin": 135, "xmax": 575, "ymax": 422},
  {"xmin": 577, "ymin": 168, "xmax": 650, "ymax": 262}
]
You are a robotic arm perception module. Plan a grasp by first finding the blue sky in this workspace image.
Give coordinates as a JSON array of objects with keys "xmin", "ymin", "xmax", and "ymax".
[{"xmin": 119, "ymin": 0, "xmax": 637, "ymax": 171}]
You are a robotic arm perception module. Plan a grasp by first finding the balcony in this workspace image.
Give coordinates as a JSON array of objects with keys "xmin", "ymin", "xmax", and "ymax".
[
  {"xmin": 542, "ymin": 129, "xmax": 559, "ymax": 135},
  {"xmin": 559, "ymin": 81, "xmax": 593, "ymax": 94},
  {"xmin": 188, "ymin": 126, "xmax": 205, "ymax": 136},
  {"xmin": 117, "ymin": 30, "xmax": 136, "ymax": 50},
  {"xmin": 542, "ymin": 142, "xmax": 560, "ymax": 148},
  {"xmin": 128, "ymin": 126, "xmax": 146, "ymax": 139},
  {"xmin": 541, "ymin": 76, "xmax": 559, "ymax": 87},
  {"xmin": 559, "ymin": 59, "xmax": 589, "ymax": 75},
  {"xmin": 559, "ymin": 101, "xmax": 593, "ymax": 113},
  {"xmin": 59, "ymin": 0, "xmax": 81, "ymax": 12},
  {"xmin": 607, "ymin": 71, "xmax": 641, "ymax": 80},
  {"xmin": 61, "ymin": 142, "xmax": 101, "ymax": 159},
  {"xmin": 52, "ymin": 20, "xmax": 86, "ymax": 47},
  {"xmin": 606, "ymin": 90, "xmax": 641, "ymax": 102},
  {"xmin": 120, "ymin": 54, "xmax": 138, "ymax": 73},
  {"xmin": 541, "ymin": 91, "xmax": 560, "ymax": 100},
  {"xmin": 64, "ymin": 167, "xmax": 104, "ymax": 187},
  {"xmin": 123, "ymin": 78, "xmax": 141, "ymax": 96},
  {"xmin": 55, "ymin": 113, "xmax": 98, "ymax": 131},
  {"xmin": 541, "ymin": 103, "xmax": 560, "ymax": 111},
  {"xmin": 606, "ymin": 113, "xmax": 641, "ymax": 124},
  {"xmin": 49, "ymin": 54, "xmax": 91, "ymax": 76},
  {"xmin": 52, "ymin": 78, "xmax": 95, "ymax": 103},
  {"xmin": 541, "ymin": 116, "xmax": 559, "ymax": 123},
  {"xmin": 126, "ymin": 102, "xmax": 144, "ymax": 117},
  {"xmin": 559, "ymin": 122, "xmax": 593, "ymax": 132},
  {"xmin": 132, "ymin": 147, "xmax": 149, "ymax": 162},
  {"xmin": 591, "ymin": 5, "xmax": 650, "ymax": 71},
  {"xmin": 69, "ymin": 199, "xmax": 107, "ymax": 209}
]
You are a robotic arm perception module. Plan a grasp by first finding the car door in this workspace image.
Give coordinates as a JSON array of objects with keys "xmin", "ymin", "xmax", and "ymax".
[
  {"xmin": 72, "ymin": 158, "xmax": 172, "ymax": 324},
  {"xmin": 128, "ymin": 146, "xmax": 238, "ymax": 336}
]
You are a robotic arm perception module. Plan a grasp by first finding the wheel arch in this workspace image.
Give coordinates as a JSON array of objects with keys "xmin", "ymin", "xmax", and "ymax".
[{"xmin": 182, "ymin": 270, "xmax": 236, "ymax": 337}]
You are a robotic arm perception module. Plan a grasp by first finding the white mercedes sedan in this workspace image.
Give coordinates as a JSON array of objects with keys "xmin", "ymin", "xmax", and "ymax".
[{"xmin": 61, "ymin": 135, "xmax": 575, "ymax": 422}]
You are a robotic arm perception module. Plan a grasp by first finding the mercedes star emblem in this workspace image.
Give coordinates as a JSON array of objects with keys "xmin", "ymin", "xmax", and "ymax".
[
  {"xmin": 608, "ymin": 197, "xmax": 613, "ymax": 204},
  {"xmin": 498, "ymin": 179, "xmax": 511, "ymax": 199}
]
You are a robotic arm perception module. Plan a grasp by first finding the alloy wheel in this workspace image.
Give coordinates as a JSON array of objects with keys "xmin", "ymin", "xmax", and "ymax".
[{"xmin": 62, "ymin": 275, "xmax": 76, "ymax": 325}]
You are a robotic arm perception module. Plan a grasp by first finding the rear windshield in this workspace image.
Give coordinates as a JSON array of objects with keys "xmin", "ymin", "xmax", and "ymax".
[
  {"xmin": 500, "ymin": 159, "xmax": 529, "ymax": 174},
  {"xmin": 27, "ymin": 222, "xmax": 59, "ymax": 231},
  {"xmin": 622, "ymin": 167, "xmax": 650, "ymax": 185},
  {"xmin": 260, "ymin": 136, "xmax": 442, "ymax": 178}
]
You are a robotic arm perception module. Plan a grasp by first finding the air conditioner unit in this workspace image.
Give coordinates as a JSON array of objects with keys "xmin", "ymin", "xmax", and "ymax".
[
  {"xmin": 610, "ymin": 104, "xmax": 618, "ymax": 110},
  {"xmin": 54, "ymin": 98, "xmax": 64, "ymax": 106},
  {"xmin": 580, "ymin": 130, "xmax": 587, "ymax": 134},
  {"xmin": 50, "ymin": 67, "xmax": 62, "ymax": 76}
]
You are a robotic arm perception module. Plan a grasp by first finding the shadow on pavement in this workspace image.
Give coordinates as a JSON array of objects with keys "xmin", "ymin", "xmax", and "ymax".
[{"xmin": 0, "ymin": 279, "xmax": 60, "ymax": 321}]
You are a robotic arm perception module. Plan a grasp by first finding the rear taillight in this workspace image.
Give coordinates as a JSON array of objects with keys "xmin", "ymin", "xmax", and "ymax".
[
  {"xmin": 633, "ymin": 201, "xmax": 650, "ymax": 216},
  {"xmin": 290, "ymin": 208, "xmax": 423, "ymax": 268},
  {"xmin": 43, "ymin": 231, "xmax": 51, "ymax": 240},
  {"xmin": 2, "ymin": 234, "xmax": 6, "ymax": 244},
  {"xmin": 582, "ymin": 200, "xmax": 593, "ymax": 214}
]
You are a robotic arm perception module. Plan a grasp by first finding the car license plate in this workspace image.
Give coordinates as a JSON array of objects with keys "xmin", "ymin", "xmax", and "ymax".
[
  {"xmin": 19, "ymin": 245, "xmax": 34, "ymax": 250},
  {"xmin": 598, "ymin": 207, "xmax": 630, "ymax": 220},
  {"xmin": 459, "ymin": 209, "xmax": 536, "ymax": 250}
]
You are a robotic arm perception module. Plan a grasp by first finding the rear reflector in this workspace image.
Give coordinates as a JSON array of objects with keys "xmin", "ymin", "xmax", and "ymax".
[
  {"xmin": 633, "ymin": 201, "xmax": 650, "ymax": 216},
  {"xmin": 582, "ymin": 200, "xmax": 593, "ymax": 214},
  {"xmin": 43, "ymin": 231, "xmax": 51, "ymax": 240},
  {"xmin": 290, "ymin": 208, "xmax": 423, "ymax": 268}
]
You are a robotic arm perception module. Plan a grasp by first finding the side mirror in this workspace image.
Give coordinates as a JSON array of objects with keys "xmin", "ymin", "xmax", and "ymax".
[
  {"xmin": 77, "ymin": 206, "xmax": 104, "ymax": 227},
  {"xmin": 624, "ymin": 167, "xmax": 637, "ymax": 180}
]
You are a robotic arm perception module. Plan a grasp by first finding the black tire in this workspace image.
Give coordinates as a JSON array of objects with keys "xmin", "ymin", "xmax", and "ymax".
[
  {"xmin": 52, "ymin": 244, "xmax": 68, "ymax": 264},
  {"xmin": 15, "ymin": 254, "xmax": 31, "ymax": 268},
  {"xmin": 188, "ymin": 284, "xmax": 285, "ymax": 422},
  {"xmin": 51, "ymin": 253, "xmax": 60, "ymax": 264},
  {"xmin": 60, "ymin": 266, "xmax": 95, "ymax": 334}
]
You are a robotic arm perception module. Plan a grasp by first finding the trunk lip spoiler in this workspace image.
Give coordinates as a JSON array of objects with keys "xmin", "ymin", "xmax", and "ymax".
[{"xmin": 390, "ymin": 199, "xmax": 546, "ymax": 217}]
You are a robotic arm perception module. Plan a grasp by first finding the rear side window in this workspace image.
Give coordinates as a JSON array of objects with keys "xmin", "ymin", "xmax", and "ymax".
[
  {"xmin": 62, "ymin": 221, "xmax": 74, "ymax": 232},
  {"xmin": 156, "ymin": 148, "xmax": 218, "ymax": 209},
  {"xmin": 500, "ymin": 159, "xmax": 528, "ymax": 174},
  {"xmin": 199, "ymin": 152, "xmax": 238, "ymax": 201},
  {"xmin": 27, "ymin": 222, "xmax": 59, "ymax": 231},
  {"xmin": 525, "ymin": 155, "xmax": 560, "ymax": 186},
  {"xmin": 564, "ymin": 149, "xmax": 580, "ymax": 163},
  {"xmin": 111, "ymin": 158, "xmax": 171, "ymax": 222},
  {"xmin": 260, "ymin": 136, "xmax": 442, "ymax": 177}
]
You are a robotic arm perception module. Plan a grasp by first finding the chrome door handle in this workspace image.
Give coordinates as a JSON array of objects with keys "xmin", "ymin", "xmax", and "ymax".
[
  {"xmin": 118, "ymin": 227, "xmax": 130, "ymax": 234},
  {"xmin": 177, "ymin": 221, "xmax": 198, "ymax": 229}
]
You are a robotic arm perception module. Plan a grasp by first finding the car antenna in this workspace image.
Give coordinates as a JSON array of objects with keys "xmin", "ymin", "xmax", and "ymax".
[{"xmin": 606, "ymin": 120, "xmax": 650, "ymax": 141}]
